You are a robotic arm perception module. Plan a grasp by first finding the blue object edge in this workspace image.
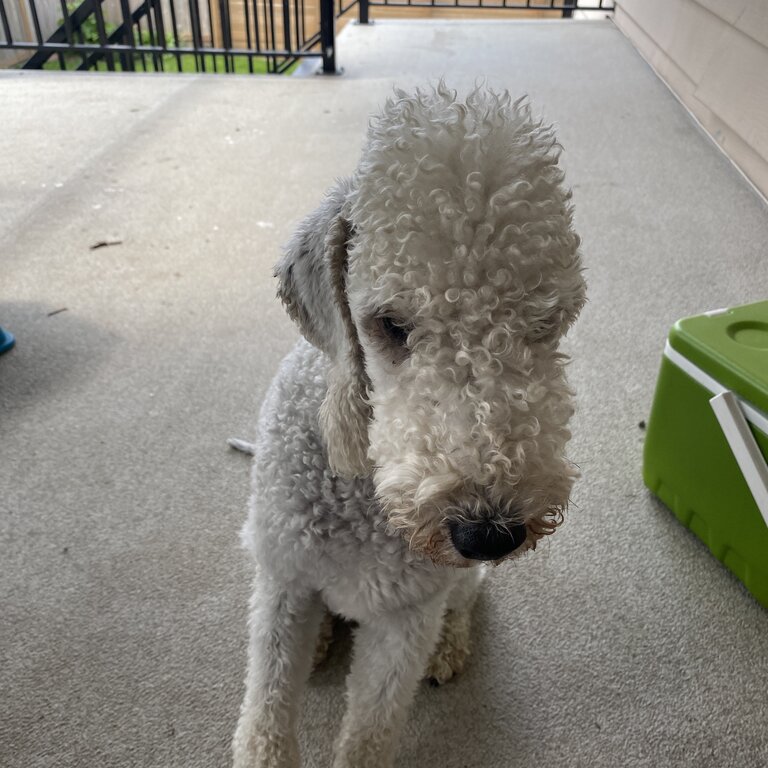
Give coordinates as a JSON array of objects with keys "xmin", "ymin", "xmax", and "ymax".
[{"xmin": 0, "ymin": 327, "xmax": 16, "ymax": 355}]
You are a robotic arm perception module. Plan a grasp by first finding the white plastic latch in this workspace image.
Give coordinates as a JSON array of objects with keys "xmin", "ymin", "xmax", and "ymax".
[{"xmin": 709, "ymin": 390, "xmax": 768, "ymax": 528}]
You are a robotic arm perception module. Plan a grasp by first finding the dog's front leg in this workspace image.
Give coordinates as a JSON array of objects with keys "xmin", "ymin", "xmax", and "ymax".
[
  {"xmin": 232, "ymin": 576, "xmax": 323, "ymax": 768},
  {"xmin": 332, "ymin": 595, "xmax": 447, "ymax": 768}
]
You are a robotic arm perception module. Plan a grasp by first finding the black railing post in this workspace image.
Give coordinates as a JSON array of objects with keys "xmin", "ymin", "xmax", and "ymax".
[
  {"xmin": 359, "ymin": 0, "xmax": 369, "ymax": 24},
  {"xmin": 0, "ymin": 0, "xmax": 13, "ymax": 48},
  {"xmin": 319, "ymin": 0, "xmax": 336, "ymax": 74},
  {"xmin": 118, "ymin": 0, "xmax": 136, "ymax": 70},
  {"xmin": 562, "ymin": 0, "xmax": 577, "ymax": 18}
]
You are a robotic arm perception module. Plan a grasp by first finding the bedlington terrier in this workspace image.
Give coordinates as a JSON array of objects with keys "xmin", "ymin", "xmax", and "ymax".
[{"xmin": 232, "ymin": 84, "xmax": 586, "ymax": 768}]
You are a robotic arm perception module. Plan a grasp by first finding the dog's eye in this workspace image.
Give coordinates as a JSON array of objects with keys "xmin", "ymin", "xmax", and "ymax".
[
  {"xmin": 379, "ymin": 316, "xmax": 410, "ymax": 347},
  {"xmin": 372, "ymin": 314, "xmax": 412, "ymax": 364}
]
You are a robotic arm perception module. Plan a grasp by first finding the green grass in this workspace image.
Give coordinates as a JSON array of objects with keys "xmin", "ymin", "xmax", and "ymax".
[{"xmin": 42, "ymin": 52, "xmax": 298, "ymax": 74}]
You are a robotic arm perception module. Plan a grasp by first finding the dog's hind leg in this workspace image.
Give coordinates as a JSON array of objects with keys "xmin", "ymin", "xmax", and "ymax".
[
  {"xmin": 332, "ymin": 594, "xmax": 448, "ymax": 768},
  {"xmin": 425, "ymin": 567, "xmax": 486, "ymax": 686},
  {"xmin": 232, "ymin": 575, "xmax": 323, "ymax": 768}
]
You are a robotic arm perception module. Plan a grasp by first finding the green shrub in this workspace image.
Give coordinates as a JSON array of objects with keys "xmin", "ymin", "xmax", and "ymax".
[{"xmin": 62, "ymin": 2, "xmax": 116, "ymax": 43}]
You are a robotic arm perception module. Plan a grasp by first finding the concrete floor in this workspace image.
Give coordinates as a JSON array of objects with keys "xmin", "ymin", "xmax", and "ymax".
[{"xmin": 2, "ymin": 19, "xmax": 768, "ymax": 768}]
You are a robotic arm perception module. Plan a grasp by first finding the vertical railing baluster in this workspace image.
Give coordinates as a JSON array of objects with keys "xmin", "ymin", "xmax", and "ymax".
[
  {"xmin": 57, "ymin": 0, "xmax": 75, "ymax": 68},
  {"xmin": 0, "ymin": 0, "xmax": 13, "ymax": 48},
  {"xmin": 252, "ymin": 0, "xmax": 261, "ymax": 59},
  {"xmin": 293, "ymin": 0, "xmax": 301, "ymax": 51},
  {"xmin": 92, "ymin": 0, "xmax": 115, "ymax": 70},
  {"xmin": 152, "ymin": 0, "xmax": 169, "ymax": 71},
  {"xmin": 281, "ymin": 0, "xmax": 290, "ymax": 63},
  {"xmin": 188, "ymin": 0, "xmax": 204, "ymax": 71},
  {"xmin": 218, "ymin": 0, "xmax": 232, "ymax": 72},
  {"xmin": 136, "ymin": 15, "xmax": 147, "ymax": 69},
  {"xmin": 143, "ymin": 0, "xmax": 161, "ymax": 70},
  {"xmin": 75, "ymin": 11, "xmax": 85, "ymax": 68},
  {"xmin": 267, "ymin": 0, "xmax": 276, "ymax": 73},
  {"xmin": 27, "ymin": 0, "xmax": 45, "ymax": 53},
  {"xmin": 119, "ymin": 0, "xmax": 135, "ymax": 70},
  {"xmin": 204, "ymin": 0, "xmax": 217, "ymax": 71},
  {"xmin": 167, "ymin": 0, "xmax": 183, "ymax": 71},
  {"xmin": 319, "ymin": 0, "xmax": 334, "ymax": 73},
  {"xmin": 243, "ymin": 0, "xmax": 253, "ymax": 72}
]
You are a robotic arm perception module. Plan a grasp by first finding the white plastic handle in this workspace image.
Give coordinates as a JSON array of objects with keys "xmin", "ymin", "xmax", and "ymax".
[{"xmin": 710, "ymin": 390, "xmax": 768, "ymax": 529}]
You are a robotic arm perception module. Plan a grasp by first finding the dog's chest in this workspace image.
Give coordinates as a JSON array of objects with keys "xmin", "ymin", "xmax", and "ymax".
[
  {"xmin": 245, "ymin": 341, "xmax": 457, "ymax": 619},
  {"xmin": 252, "ymin": 473, "xmax": 454, "ymax": 620}
]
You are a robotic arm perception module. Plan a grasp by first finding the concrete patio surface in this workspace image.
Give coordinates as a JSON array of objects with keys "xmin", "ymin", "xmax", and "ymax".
[{"xmin": 2, "ymin": 19, "xmax": 768, "ymax": 768}]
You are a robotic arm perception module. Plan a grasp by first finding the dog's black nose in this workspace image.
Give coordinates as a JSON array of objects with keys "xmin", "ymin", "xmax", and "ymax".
[{"xmin": 448, "ymin": 520, "xmax": 528, "ymax": 561}]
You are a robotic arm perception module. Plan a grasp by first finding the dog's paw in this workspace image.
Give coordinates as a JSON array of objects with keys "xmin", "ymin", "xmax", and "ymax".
[
  {"xmin": 232, "ymin": 721, "xmax": 299, "ymax": 768},
  {"xmin": 425, "ymin": 641, "xmax": 468, "ymax": 686},
  {"xmin": 312, "ymin": 608, "xmax": 335, "ymax": 670},
  {"xmin": 424, "ymin": 609, "xmax": 471, "ymax": 686}
]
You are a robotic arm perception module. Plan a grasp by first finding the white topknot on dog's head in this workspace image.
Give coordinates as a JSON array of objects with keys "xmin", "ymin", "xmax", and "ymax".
[{"xmin": 276, "ymin": 83, "xmax": 586, "ymax": 567}]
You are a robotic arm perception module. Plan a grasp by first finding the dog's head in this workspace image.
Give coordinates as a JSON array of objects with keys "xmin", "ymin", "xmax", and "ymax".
[{"xmin": 275, "ymin": 85, "xmax": 586, "ymax": 567}]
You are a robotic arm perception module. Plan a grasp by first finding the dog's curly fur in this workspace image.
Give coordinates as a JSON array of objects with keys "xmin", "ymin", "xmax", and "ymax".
[{"xmin": 232, "ymin": 84, "xmax": 586, "ymax": 768}]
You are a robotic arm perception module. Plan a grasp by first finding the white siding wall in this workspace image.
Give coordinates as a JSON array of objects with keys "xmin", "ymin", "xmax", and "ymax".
[{"xmin": 616, "ymin": 0, "xmax": 768, "ymax": 200}]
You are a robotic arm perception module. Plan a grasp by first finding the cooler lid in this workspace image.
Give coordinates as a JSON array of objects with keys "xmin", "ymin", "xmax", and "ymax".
[{"xmin": 669, "ymin": 300, "xmax": 768, "ymax": 417}]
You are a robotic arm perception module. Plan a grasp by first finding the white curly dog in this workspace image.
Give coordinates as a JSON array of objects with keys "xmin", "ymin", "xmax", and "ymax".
[{"xmin": 232, "ymin": 84, "xmax": 586, "ymax": 768}]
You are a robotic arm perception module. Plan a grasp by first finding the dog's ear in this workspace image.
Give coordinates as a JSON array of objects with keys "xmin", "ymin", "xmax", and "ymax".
[
  {"xmin": 275, "ymin": 181, "xmax": 349, "ymax": 356},
  {"xmin": 274, "ymin": 179, "xmax": 372, "ymax": 479}
]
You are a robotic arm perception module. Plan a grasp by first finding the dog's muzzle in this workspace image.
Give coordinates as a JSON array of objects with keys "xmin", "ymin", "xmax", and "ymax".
[{"xmin": 448, "ymin": 520, "xmax": 528, "ymax": 561}]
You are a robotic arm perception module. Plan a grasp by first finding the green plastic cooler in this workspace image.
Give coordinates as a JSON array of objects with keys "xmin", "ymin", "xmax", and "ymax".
[{"xmin": 643, "ymin": 301, "xmax": 768, "ymax": 609}]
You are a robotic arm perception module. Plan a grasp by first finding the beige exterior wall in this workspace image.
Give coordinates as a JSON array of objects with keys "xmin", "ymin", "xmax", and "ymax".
[{"xmin": 616, "ymin": 0, "xmax": 768, "ymax": 200}]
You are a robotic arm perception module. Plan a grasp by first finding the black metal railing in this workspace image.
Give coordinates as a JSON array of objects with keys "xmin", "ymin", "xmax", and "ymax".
[
  {"xmin": 0, "ymin": 0, "xmax": 612, "ymax": 75},
  {"xmin": 0, "ymin": 0, "xmax": 349, "ymax": 73}
]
